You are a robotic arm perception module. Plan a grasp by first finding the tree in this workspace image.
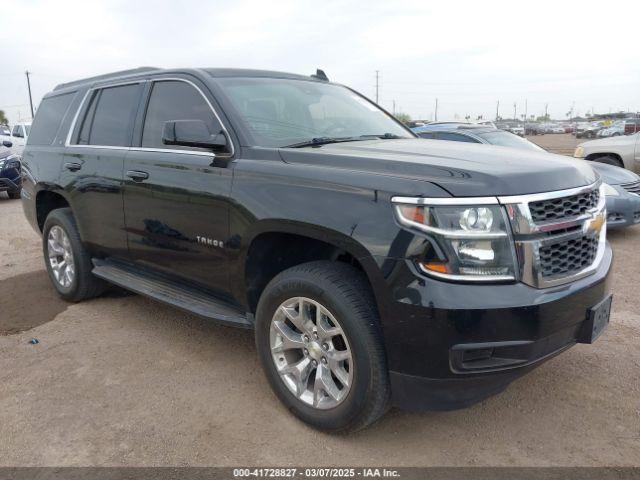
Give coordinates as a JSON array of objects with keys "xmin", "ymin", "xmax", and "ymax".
[
  {"xmin": 395, "ymin": 112, "xmax": 412, "ymax": 123},
  {"xmin": 0, "ymin": 110, "xmax": 8, "ymax": 126}
]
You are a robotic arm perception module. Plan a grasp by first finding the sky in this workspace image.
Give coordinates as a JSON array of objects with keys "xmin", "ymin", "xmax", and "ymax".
[{"xmin": 1, "ymin": 0, "xmax": 639, "ymax": 124}]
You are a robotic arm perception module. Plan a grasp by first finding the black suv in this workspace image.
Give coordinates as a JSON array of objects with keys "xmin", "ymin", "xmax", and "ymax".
[{"xmin": 21, "ymin": 67, "xmax": 612, "ymax": 432}]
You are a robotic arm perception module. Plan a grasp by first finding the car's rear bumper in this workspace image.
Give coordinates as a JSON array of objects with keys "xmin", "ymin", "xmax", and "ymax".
[{"xmin": 372, "ymin": 243, "xmax": 613, "ymax": 411}]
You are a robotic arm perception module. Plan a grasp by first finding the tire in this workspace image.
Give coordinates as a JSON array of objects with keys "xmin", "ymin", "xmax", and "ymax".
[
  {"xmin": 593, "ymin": 156, "xmax": 623, "ymax": 168},
  {"xmin": 42, "ymin": 208, "xmax": 107, "ymax": 302},
  {"xmin": 7, "ymin": 189, "xmax": 21, "ymax": 199},
  {"xmin": 255, "ymin": 261, "xmax": 390, "ymax": 433}
]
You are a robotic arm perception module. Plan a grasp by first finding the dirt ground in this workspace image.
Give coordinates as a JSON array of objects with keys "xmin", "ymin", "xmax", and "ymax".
[
  {"xmin": 527, "ymin": 133, "xmax": 583, "ymax": 156},
  {"xmin": 1, "ymin": 142, "xmax": 639, "ymax": 466}
]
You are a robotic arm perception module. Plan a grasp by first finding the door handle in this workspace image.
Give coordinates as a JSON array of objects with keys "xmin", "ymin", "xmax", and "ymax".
[
  {"xmin": 126, "ymin": 170, "xmax": 149, "ymax": 182},
  {"xmin": 63, "ymin": 162, "xmax": 82, "ymax": 172}
]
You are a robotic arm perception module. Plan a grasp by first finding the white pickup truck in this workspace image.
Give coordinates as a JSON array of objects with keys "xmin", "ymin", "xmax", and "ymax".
[{"xmin": 0, "ymin": 121, "xmax": 31, "ymax": 155}]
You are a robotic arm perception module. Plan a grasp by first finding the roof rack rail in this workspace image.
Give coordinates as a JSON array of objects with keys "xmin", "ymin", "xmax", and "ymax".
[{"xmin": 53, "ymin": 67, "xmax": 160, "ymax": 91}]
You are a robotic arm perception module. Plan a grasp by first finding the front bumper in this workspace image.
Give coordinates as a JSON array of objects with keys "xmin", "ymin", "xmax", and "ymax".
[
  {"xmin": 605, "ymin": 189, "xmax": 640, "ymax": 229},
  {"xmin": 374, "ymin": 243, "xmax": 613, "ymax": 411}
]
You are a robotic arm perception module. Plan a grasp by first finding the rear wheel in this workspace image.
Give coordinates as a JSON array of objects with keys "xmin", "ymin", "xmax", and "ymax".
[
  {"xmin": 592, "ymin": 156, "xmax": 623, "ymax": 168},
  {"xmin": 255, "ymin": 261, "xmax": 390, "ymax": 432},
  {"xmin": 43, "ymin": 208, "xmax": 107, "ymax": 302}
]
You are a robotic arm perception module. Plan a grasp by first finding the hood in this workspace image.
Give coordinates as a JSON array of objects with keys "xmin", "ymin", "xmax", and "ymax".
[
  {"xmin": 580, "ymin": 133, "xmax": 639, "ymax": 148},
  {"xmin": 279, "ymin": 139, "xmax": 596, "ymax": 197},
  {"xmin": 0, "ymin": 147, "xmax": 12, "ymax": 159},
  {"xmin": 589, "ymin": 161, "xmax": 639, "ymax": 185}
]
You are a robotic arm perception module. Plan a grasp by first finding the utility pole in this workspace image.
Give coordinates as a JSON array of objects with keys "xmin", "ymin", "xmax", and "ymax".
[
  {"xmin": 25, "ymin": 70, "xmax": 34, "ymax": 119},
  {"xmin": 434, "ymin": 98, "xmax": 438, "ymax": 122},
  {"xmin": 513, "ymin": 102, "xmax": 516, "ymax": 121},
  {"xmin": 496, "ymin": 100, "xmax": 499, "ymax": 121},
  {"xmin": 524, "ymin": 99, "xmax": 528, "ymax": 134},
  {"xmin": 392, "ymin": 100, "xmax": 396, "ymax": 115},
  {"xmin": 544, "ymin": 103, "xmax": 549, "ymax": 119},
  {"xmin": 375, "ymin": 70, "xmax": 380, "ymax": 104}
]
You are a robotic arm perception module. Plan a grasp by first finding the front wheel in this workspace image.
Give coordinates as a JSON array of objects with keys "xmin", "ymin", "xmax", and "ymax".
[{"xmin": 255, "ymin": 261, "xmax": 390, "ymax": 432}]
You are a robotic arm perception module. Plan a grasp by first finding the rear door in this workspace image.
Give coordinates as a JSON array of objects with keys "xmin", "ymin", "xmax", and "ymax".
[
  {"xmin": 122, "ymin": 77, "xmax": 233, "ymax": 294},
  {"xmin": 63, "ymin": 82, "xmax": 144, "ymax": 258}
]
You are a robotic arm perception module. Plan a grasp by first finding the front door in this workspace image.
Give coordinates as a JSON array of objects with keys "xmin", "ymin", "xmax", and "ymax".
[{"xmin": 122, "ymin": 78, "xmax": 233, "ymax": 295}]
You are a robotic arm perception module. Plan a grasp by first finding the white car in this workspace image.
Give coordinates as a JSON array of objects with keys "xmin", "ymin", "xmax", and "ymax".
[
  {"xmin": 574, "ymin": 132, "xmax": 640, "ymax": 172},
  {"xmin": 0, "ymin": 121, "xmax": 31, "ymax": 155}
]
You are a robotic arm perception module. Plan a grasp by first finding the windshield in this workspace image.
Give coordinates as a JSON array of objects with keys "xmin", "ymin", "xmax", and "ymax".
[
  {"xmin": 476, "ymin": 130, "xmax": 545, "ymax": 152},
  {"xmin": 215, "ymin": 77, "xmax": 413, "ymax": 148}
]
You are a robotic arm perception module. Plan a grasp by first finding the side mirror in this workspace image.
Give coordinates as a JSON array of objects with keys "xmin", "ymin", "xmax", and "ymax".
[
  {"xmin": 162, "ymin": 120, "xmax": 228, "ymax": 152},
  {"xmin": 2, "ymin": 140, "xmax": 12, "ymax": 148}
]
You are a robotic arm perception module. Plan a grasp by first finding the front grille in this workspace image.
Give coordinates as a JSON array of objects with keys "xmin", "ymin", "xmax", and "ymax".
[
  {"xmin": 529, "ymin": 189, "xmax": 600, "ymax": 223},
  {"xmin": 539, "ymin": 235, "xmax": 599, "ymax": 278},
  {"xmin": 621, "ymin": 181, "xmax": 640, "ymax": 195}
]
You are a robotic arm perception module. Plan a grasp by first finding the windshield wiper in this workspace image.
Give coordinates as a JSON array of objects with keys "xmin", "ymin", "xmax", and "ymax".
[
  {"xmin": 358, "ymin": 133, "xmax": 405, "ymax": 139},
  {"xmin": 284, "ymin": 136, "xmax": 367, "ymax": 148},
  {"xmin": 284, "ymin": 133, "xmax": 405, "ymax": 148}
]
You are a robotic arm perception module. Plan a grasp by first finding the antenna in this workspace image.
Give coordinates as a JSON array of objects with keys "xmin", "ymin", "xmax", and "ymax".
[{"xmin": 311, "ymin": 69, "xmax": 329, "ymax": 81}]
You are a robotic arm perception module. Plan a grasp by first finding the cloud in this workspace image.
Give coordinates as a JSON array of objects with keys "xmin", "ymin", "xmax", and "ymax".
[{"xmin": 0, "ymin": 0, "xmax": 638, "ymax": 122}]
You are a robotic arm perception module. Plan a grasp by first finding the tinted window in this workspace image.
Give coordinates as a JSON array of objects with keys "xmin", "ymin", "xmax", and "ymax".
[
  {"xmin": 437, "ymin": 132, "xmax": 478, "ymax": 143},
  {"xmin": 418, "ymin": 132, "xmax": 436, "ymax": 139},
  {"xmin": 28, "ymin": 93, "xmax": 75, "ymax": 145},
  {"xmin": 476, "ymin": 130, "xmax": 544, "ymax": 152},
  {"xmin": 12, "ymin": 125, "xmax": 23, "ymax": 137},
  {"xmin": 80, "ymin": 84, "xmax": 140, "ymax": 147},
  {"xmin": 142, "ymin": 81, "xmax": 221, "ymax": 150}
]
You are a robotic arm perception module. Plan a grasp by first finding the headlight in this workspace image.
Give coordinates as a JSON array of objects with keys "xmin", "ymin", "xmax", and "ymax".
[
  {"xmin": 1, "ymin": 154, "xmax": 20, "ymax": 170},
  {"xmin": 602, "ymin": 183, "xmax": 619, "ymax": 196},
  {"xmin": 393, "ymin": 198, "xmax": 517, "ymax": 281},
  {"xmin": 574, "ymin": 146, "xmax": 585, "ymax": 158}
]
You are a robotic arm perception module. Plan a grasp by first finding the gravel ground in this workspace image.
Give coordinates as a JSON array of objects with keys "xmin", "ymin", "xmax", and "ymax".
[{"xmin": 1, "ymin": 167, "xmax": 639, "ymax": 466}]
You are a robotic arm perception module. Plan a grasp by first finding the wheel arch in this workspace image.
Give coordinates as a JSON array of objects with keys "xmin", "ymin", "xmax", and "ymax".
[{"xmin": 238, "ymin": 220, "xmax": 381, "ymax": 314}]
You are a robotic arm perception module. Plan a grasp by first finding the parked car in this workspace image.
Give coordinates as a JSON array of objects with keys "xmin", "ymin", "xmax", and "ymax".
[
  {"xmin": 411, "ymin": 124, "xmax": 640, "ymax": 230},
  {"xmin": 574, "ymin": 132, "xmax": 640, "ymax": 171},
  {"xmin": 0, "ymin": 121, "xmax": 31, "ymax": 155},
  {"xmin": 576, "ymin": 123, "xmax": 604, "ymax": 139},
  {"xmin": 0, "ymin": 141, "xmax": 22, "ymax": 199},
  {"xmin": 22, "ymin": 67, "xmax": 612, "ymax": 432},
  {"xmin": 510, "ymin": 125, "xmax": 525, "ymax": 136},
  {"xmin": 0, "ymin": 125, "xmax": 10, "ymax": 136},
  {"xmin": 624, "ymin": 119, "xmax": 640, "ymax": 136},
  {"xmin": 550, "ymin": 125, "xmax": 565, "ymax": 134},
  {"xmin": 597, "ymin": 124, "xmax": 625, "ymax": 138}
]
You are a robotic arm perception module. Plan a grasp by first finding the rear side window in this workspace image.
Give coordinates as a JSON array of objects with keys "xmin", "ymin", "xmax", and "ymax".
[
  {"xmin": 76, "ymin": 84, "xmax": 140, "ymax": 147},
  {"xmin": 141, "ymin": 80, "xmax": 221, "ymax": 151},
  {"xmin": 28, "ymin": 93, "xmax": 75, "ymax": 145}
]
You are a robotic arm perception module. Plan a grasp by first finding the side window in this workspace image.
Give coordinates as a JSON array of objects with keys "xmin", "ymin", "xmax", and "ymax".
[
  {"xmin": 75, "ymin": 84, "xmax": 140, "ymax": 147},
  {"xmin": 12, "ymin": 125, "xmax": 23, "ymax": 138},
  {"xmin": 141, "ymin": 80, "xmax": 222, "ymax": 150},
  {"xmin": 28, "ymin": 93, "xmax": 75, "ymax": 146},
  {"xmin": 437, "ymin": 132, "xmax": 479, "ymax": 143}
]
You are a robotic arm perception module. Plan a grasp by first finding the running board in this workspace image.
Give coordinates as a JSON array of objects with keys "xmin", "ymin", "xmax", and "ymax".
[{"xmin": 92, "ymin": 259, "xmax": 253, "ymax": 329}]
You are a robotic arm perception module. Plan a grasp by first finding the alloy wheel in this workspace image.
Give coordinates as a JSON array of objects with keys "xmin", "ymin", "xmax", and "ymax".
[{"xmin": 269, "ymin": 297, "xmax": 353, "ymax": 410}]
